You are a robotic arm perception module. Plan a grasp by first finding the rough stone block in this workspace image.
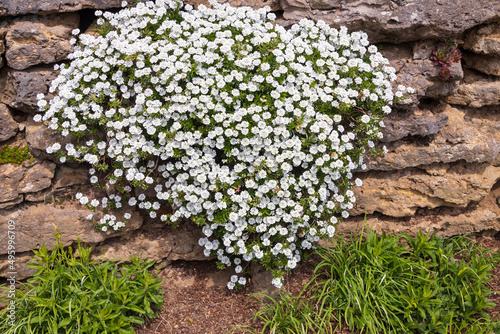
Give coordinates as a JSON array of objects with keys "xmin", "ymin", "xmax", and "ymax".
[
  {"xmin": 0, "ymin": 203, "xmax": 143, "ymax": 255},
  {"xmin": 0, "ymin": 163, "xmax": 24, "ymax": 203},
  {"xmin": 446, "ymin": 79, "xmax": 500, "ymax": 108},
  {"xmin": 5, "ymin": 13, "xmax": 79, "ymax": 70},
  {"xmin": 0, "ymin": 103, "xmax": 18, "ymax": 142},
  {"xmin": 381, "ymin": 108, "xmax": 448, "ymax": 143},
  {"xmin": 0, "ymin": 0, "xmax": 121, "ymax": 16},
  {"xmin": 25, "ymin": 118, "xmax": 75, "ymax": 161},
  {"xmin": 18, "ymin": 161, "xmax": 56, "ymax": 194},
  {"xmin": 463, "ymin": 53, "xmax": 500, "ymax": 77},
  {"xmin": 278, "ymin": 0, "xmax": 500, "ymax": 43},
  {"xmin": 0, "ymin": 67, "xmax": 58, "ymax": 113},
  {"xmin": 367, "ymin": 104, "xmax": 500, "ymax": 170},
  {"xmin": 54, "ymin": 166, "xmax": 89, "ymax": 190},
  {"xmin": 343, "ymin": 186, "xmax": 500, "ymax": 238},
  {"xmin": 352, "ymin": 163, "xmax": 500, "ymax": 217},
  {"xmin": 464, "ymin": 23, "xmax": 500, "ymax": 56}
]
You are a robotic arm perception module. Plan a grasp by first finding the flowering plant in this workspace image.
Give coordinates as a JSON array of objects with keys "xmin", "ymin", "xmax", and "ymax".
[{"xmin": 36, "ymin": 0, "xmax": 411, "ymax": 289}]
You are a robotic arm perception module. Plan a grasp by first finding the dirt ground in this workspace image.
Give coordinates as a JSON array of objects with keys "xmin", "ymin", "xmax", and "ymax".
[{"xmin": 134, "ymin": 235, "xmax": 500, "ymax": 334}]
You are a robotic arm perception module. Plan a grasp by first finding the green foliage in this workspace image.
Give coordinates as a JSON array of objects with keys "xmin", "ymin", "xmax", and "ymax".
[
  {"xmin": 250, "ymin": 230, "xmax": 500, "ymax": 334},
  {"xmin": 0, "ymin": 235, "xmax": 164, "ymax": 334},
  {"xmin": 0, "ymin": 145, "xmax": 34, "ymax": 165}
]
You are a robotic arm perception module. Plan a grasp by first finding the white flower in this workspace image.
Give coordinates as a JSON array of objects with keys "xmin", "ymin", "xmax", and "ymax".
[
  {"xmin": 272, "ymin": 277, "xmax": 283, "ymax": 289},
  {"xmin": 38, "ymin": 0, "xmax": 402, "ymax": 291}
]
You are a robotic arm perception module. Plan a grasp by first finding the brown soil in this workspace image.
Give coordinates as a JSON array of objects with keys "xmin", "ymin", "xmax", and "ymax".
[{"xmin": 134, "ymin": 235, "xmax": 500, "ymax": 334}]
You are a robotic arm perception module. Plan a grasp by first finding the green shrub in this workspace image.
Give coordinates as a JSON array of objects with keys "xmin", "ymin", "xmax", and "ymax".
[
  {"xmin": 252, "ymin": 230, "xmax": 500, "ymax": 334},
  {"xmin": 0, "ymin": 235, "xmax": 163, "ymax": 334}
]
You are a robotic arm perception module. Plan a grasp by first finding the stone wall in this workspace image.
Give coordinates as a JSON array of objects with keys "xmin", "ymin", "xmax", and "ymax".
[{"xmin": 0, "ymin": 0, "xmax": 499, "ymax": 279}]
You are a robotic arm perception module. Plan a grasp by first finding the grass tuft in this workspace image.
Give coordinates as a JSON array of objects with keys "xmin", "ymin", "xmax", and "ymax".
[{"xmin": 250, "ymin": 230, "xmax": 500, "ymax": 334}]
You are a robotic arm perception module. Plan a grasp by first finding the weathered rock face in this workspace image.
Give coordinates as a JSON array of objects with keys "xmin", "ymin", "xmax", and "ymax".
[
  {"xmin": 278, "ymin": 0, "xmax": 500, "ymax": 43},
  {"xmin": 446, "ymin": 79, "xmax": 500, "ymax": 108},
  {"xmin": 0, "ymin": 252, "xmax": 36, "ymax": 280},
  {"xmin": 25, "ymin": 118, "xmax": 74, "ymax": 160},
  {"xmin": 352, "ymin": 163, "xmax": 500, "ymax": 217},
  {"xmin": 464, "ymin": 23, "xmax": 500, "ymax": 56},
  {"xmin": 0, "ymin": 40, "xmax": 5, "ymax": 69},
  {"xmin": 0, "ymin": 103, "xmax": 18, "ymax": 142},
  {"xmin": 0, "ymin": 203, "xmax": 143, "ymax": 255},
  {"xmin": 92, "ymin": 222, "xmax": 207, "ymax": 262},
  {"xmin": 0, "ymin": 160, "xmax": 57, "ymax": 207},
  {"xmin": 380, "ymin": 43, "xmax": 463, "ymax": 107},
  {"xmin": 367, "ymin": 104, "xmax": 500, "ymax": 171},
  {"xmin": 463, "ymin": 53, "xmax": 500, "ymax": 77},
  {"xmin": 185, "ymin": 0, "xmax": 281, "ymax": 10},
  {"xmin": 342, "ymin": 185, "xmax": 500, "ymax": 238},
  {"xmin": 0, "ymin": 0, "xmax": 121, "ymax": 16},
  {"xmin": 380, "ymin": 108, "xmax": 448, "ymax": 143},
  {"xmin": 53, "ymin": 166, "xmax": 89, "ymax": 190},
  {"xmin": 18, "ymin": 161, "xmax": 56, "ymax": 194},
  {"xmin": 5, "ymin": 13, "xmax": 79, "ymax": 70},
  {"xmin": 0, "ymin": 163, "xmax": 25, "ymax": 204},
  {"xmin": 0, "ymin": 67, "xmax": 58, "ymax": 113}
]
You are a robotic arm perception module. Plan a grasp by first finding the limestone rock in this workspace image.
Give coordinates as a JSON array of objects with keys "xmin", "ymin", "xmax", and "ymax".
[
  {"xmin": 0, "ymin": 0, "xmax": 121, "ymax": 16},
  {"xmin": 0, "ymin": 163, "xmax": 24, "ymax": 203},
  {"xmin": 367, "ymin": 104, "xmax": 500, "ymax": 171},
  {"xmin": 341, "ymin": 208, "xmax": 499, "ymax": 239},
  {"xmin": 0, "ymin": 67, "xmax": 58, "ymax": 113},
  {"xmin": 0, "ymin": 203, "xmax": 143, "ymax": 255},
  {"xmin": 5, "ymin": 13, "xmax": 79, "ymax": 70},
  {"xmin": 446, "ymin": 79, "xmax": 500, "ymax": 108},
  {"xmin": 278, "ymin": 0, "xmax": 500, "ymax": 43},
  {"xmin": 412, "ymin": 40, "xmax": 436, "ymax": 60},
  {"xmin": 464, "ymin": 23, "xmax": 500, "ymax": 56},
  {"xmin": 54, "ymin": 166, "xmax": 89, "ymax": 189},
  {"xmin": 92, "ymin": 222, "xmax": 207, "ymax": 262},
  {"xmin": 308, "ymin": 0, "xmax": 340, "ymax": 10},
  {"xmin": 352, "ymin": 163, "xmax": 500, "ymax": 217},
  {"xmin": 0, "ymin": 251, "xmax": 37, "ymax": 280},
  {"xmin": 25, "ymin": 190, "xmax": 52, "ymax": 202},
  {"xmin": 381, "ymin": 109, "xmax": 448, "ymax": 143},
  {"xmin": 25, "ymin": 118, "xmax": 72, "ymax": 160},
  {"xmin": 343, "ymin": 185, "xmax": 500, "ymax": 238},
  {"xmin": 18, "ymin": 161, "xmax": 56, "ymax": 194},
  {"xmin": 381, "ymin": 44, "xmax": 463, "ymax": 106},
  {"xmin": 0, "ymin": 103, "xmax": 18, "ymax": 142},
  {"xmin": 185, "ymin": 0, "xmax": 281, "ymax": 10},
  {"xmin": 0, "ymin": 40, "xmax": 4, "ymax": 69},
  {"xmin": 251, "ymin": 263, "xmax": 279, "ymax": 298},
  {"xmin": 0, "ymin": 196, "xmax": 23, "ymax": 209},
  {"xmin": 463, "ymin": 53, "xmax": 500, "ymax": 77}
]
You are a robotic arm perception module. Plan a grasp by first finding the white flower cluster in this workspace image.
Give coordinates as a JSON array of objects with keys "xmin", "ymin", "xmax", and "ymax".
[{"xmin": 36, "ymin": 0, "xmax": 410, "ymax": 289}]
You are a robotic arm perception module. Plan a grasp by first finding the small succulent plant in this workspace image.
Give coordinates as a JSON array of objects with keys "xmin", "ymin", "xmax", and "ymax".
[
  {"xmin": 431, "ymin": 41, "xmax": 462, "ymax": 79},
  {"xmin": 439, "ymin": 67, "xmax": 451, "ymax": 79}
]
